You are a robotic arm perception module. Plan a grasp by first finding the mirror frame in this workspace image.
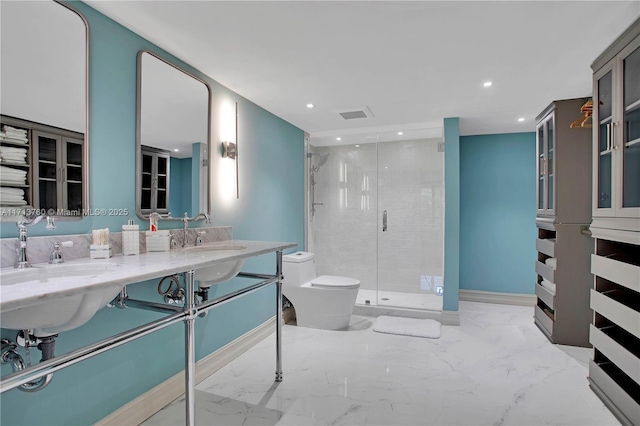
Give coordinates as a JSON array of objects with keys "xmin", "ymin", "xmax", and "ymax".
[
  {"xmin": 0, "ymin": 0, "xmax": 90, "ymax": 220},
  {"xmin": 135, "ymin": 50, "xmax": 212, "ymax": 220}
]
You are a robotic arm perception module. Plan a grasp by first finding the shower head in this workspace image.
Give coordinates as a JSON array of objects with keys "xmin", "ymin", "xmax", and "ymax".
[
  {"xmin": 316, "ymin": 153, "xmax": 329, "ymax": 168},
  {"xmin": 309, "ymin": 152, "xmax": 329, "ymax": 173}
]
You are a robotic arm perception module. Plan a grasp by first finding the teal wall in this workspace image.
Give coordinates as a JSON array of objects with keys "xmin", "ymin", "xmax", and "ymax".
[
  {"xmin": 460, "ymin": 132, "xmax": 536, "ymax": 294},
  {"xmin": 169, "ymin": 157, "xmax": 192, "ymax": 215},
  {"xmin": 443, "ymin": 117, "xmax": 460, "ymax": 312},
  {"xmin": 0, "ymin": 2, "xmax": 304, "ymax": 425}
]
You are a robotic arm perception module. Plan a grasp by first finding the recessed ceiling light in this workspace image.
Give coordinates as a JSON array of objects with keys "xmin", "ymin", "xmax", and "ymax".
[
  {"xmin": 336, "ymin": 137, "xmax": 342, "ymax": 141},
  {"xmin": 355, "ymin": 144, "xmax": 360, "ymax": 147},
  {"xmin": 518, "ymin": 117, "xmax": 525, "ymax": 122},
  {"xmin": 173, "ymin": 149, "xmax": 179, "ymax": 152},
  {"xmin": 306, "ymin": 103, "xmax": 314, "ymax": 108},
  {"xmin": 483, "ymin": 81, "xmax": 492, "ymax": 87},
  {"xmin": 397, "ymin": 131, "xmax": 403, "ymax": 135}
]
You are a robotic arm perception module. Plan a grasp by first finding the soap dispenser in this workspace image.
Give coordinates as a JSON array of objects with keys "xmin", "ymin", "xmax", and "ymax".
[{"xmin": 122, "ymin": 219, "xmax": 140, "ymax": 255}]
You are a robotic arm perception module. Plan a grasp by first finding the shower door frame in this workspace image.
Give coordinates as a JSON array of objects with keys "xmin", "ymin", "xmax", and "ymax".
[{"xmin": 306, "ymin": 138, "xmax": 444, "ymax": 312}]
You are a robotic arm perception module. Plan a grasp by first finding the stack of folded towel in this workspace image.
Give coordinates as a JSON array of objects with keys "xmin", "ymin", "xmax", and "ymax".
[
  {"xmin": 0, "ymin": 146, "xmax": 28, "ymax": 164},
  {"xmin": 0, "ymin": 165, "xmax": 28, "ymax": 185},
  {"xmin": 0, "ymin": 187, "xmax": 26, "ymax": 206},
  {"xmin": 0, "ymin": 125, "xmax": 28, "ymax": 144},
  {"xmin": 540, "ymin": 278, "xmax": 556, "ymax": 294},
  {"xmin": 545, "ymin": 257, "xmax": 557, "ymax": 270}
]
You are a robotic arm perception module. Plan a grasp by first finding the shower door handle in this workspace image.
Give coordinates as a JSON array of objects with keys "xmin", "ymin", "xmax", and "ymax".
[{"xmin": 382, "ymin": 210, "xmax": 387, "ymax": 231}]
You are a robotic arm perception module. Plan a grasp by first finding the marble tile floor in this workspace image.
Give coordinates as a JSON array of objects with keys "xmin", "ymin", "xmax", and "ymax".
[
  {"xmin": 355, "ymin": 289, "xmax": 443, "ymax": 312},
  {"xmin": 142, "ymin": 301, "xmax": 619, "ymax": 425}
]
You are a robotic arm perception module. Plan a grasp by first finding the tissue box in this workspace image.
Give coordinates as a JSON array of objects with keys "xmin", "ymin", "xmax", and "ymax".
[
  {"xmin": 146, "ymin": 230, "xmax": 171, "ymax": 252},
  {"xmin": 90, "ymin": 244, "xmax": 112, "ymax": 259}
]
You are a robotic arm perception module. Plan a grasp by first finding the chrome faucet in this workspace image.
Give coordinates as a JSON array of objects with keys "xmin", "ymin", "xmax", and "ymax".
[
  {"xmin": 49, "ymin": 241, "xmax": 73, "ymax": 264},
  {"xmin": 180, "ymin": 212, "xmax": 211, "ymax": 247},
  {"xmin": 15, "ymin": 215, "xmax": 56, "ymax": 268}
]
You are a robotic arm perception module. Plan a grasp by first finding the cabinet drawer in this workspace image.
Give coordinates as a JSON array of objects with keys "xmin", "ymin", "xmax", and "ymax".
[
  {"xmin": 534, "ymin": 304, "xmax": 553, "ymax": 337},
  {"xmin": 535, "ymin": 261, "xmax": 555, "ymax": 283},
  {"xmin": 536, "ymin": 238, "xmax": 555, "ymax": 257},
  {"xmin": 591, "ymin": 255, "xmax": 640, "ymax": 293},
  {"xmin": 591, "ymin": 290, "xmax": 640, "ymax": 338},
  {"xmin": 535, "ymin": 283, "xmax": 555, "ymax": 310},
  {"xmin": 590, "ymin": 325, "xmax": 640, "ymax": 386},
  {"xmin": 589, "ymin": 360, "xmax": 640, "ymax": 426}
]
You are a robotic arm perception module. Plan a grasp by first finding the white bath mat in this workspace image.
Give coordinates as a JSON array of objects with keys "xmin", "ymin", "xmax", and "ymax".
[{"xmin": 372, "ymin": 316, "xmax": 441, "ymax": 339}]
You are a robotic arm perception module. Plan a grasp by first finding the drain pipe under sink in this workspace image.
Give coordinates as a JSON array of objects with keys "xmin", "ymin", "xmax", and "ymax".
[{"xmin": 1, "ymin": 334, "xmax": 56, "ymax": 392}]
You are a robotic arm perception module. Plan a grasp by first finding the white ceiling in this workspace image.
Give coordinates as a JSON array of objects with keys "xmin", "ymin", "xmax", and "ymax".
[{"xmin": 86, "ymin": 1, "xmax": 640, "ymax": 144}]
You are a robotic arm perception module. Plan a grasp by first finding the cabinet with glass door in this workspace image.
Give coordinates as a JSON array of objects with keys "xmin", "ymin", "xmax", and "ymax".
[
  {"xmin": 533, "ymin": 98, "xmax": 593, "ymax": 347},
  {"xmin": 31, "ymin": 130, "xmax": 84, "ymax": 216},
  {"xmin": 139, "ymin": 146, "xmax": 170, "ymax": 215},
  {"xmin": 592, "ymin": 30, "xmax": 640, "ymax": 226},
  {"xmin": 536, "ymin": 112, "xmax": 555, "ymax": 216},
  {"xmin": 588, "ymin": 18, "xmax": 640, "ymax": 426},
  {"xmin": 535, "ymin": 98, "xmax": 592, "ymax": 224}
]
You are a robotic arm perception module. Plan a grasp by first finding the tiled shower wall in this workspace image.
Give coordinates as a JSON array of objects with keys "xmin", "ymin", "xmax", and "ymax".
[{"xmin": 309, "ymin": 138, "xmax": 444, "ymax": 295}]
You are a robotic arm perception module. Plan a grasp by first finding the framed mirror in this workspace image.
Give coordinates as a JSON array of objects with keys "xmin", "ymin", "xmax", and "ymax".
[
  {"xmin": 0, "ymin": 0, "xmax": 89, "ymax": 219},
  {"xmin": 136, "ymin": 51, "xmax": 211, "ymax": 219}
]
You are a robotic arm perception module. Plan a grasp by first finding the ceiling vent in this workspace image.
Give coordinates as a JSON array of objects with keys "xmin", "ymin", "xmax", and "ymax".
[{"xmin": 336, "ymin": 106, "xmax": 374, "ymax": 120}]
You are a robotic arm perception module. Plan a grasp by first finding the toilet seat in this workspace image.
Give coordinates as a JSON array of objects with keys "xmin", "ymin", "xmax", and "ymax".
[{"xmin": 310, "ymin": 275, "xmax": 360, "ymax": 289}]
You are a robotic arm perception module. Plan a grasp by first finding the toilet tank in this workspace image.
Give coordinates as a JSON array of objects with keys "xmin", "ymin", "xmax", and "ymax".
[{"xmin": 282, "ymin": 252, "xmax": 317, "ymax": 287}]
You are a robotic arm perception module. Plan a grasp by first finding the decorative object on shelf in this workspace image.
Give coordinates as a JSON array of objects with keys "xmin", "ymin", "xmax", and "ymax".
[{"xmin": 569, "ymin": 99, "xmax": 593, "ymax": 128}]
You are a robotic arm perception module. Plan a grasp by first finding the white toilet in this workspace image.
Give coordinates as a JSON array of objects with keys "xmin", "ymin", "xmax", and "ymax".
[{"xmin": 282, "ymin": 251, "xmax": 360, "ymax": 330}]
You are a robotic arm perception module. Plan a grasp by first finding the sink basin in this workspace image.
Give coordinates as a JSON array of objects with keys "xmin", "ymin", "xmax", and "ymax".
[
  {"xmin": 0, "ymin": 263, "xmax": 123, "ymax": 336},
  {"xmin": 183, "ymin": 243, "xmax": 247, "ymax": 287}
]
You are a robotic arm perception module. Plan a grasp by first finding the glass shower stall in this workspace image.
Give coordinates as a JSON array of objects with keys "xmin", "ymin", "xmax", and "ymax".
[{"xmin": 307, "ymin": 133, "xmax": 444, "ymax": 313}]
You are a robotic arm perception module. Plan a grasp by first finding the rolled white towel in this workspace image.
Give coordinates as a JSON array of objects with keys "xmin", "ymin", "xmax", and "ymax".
[
  {"xmin": 0, "ymin": 187, "xmax": 24, "ymax": 196},
  {"xmin": 1, "ymin": 153, "xmax": 27, "ymax": 159},
  {"xmin": 0, "ymin": 177, "xmax": 26, "ymax": 185},
  {"xmin": 0, "ymin": 146, "xmax": 27, "ymax": 155},
  {"xmin": 0, "ymin": 200, "xmax": 27, "ymax": 206},
  {"xmin": 540, "ymin": 278, "xmax": 556, "ymax": 294},
  {"xmin": 1, "ymin": 157, "xmax": 27, "ymax": 165},
  {"xmin": 2, "ymin": 126, "xmax": 27, "ymax": 135},
  {"xmin": 545, "ymin": 257, "xmax": 557, "ymax": 270},
  {"xmin": 0, "ymin": 166, "xmax": 27, "ymax": 177}
]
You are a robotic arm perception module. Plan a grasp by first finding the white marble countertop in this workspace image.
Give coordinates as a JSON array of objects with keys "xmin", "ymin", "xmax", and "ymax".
[{"xmin": 0, "ymin": 240, "xmax": 296, "ymax": 313}]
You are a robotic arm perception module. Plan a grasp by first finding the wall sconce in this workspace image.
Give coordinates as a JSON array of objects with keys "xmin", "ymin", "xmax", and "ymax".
[
  {"xmin": 221, "ymin": 141, "xmax": 237, "ymax": 159},
  {"xmin": 219, "ymin": 101, "xmax": 239, "ymax": 198}
]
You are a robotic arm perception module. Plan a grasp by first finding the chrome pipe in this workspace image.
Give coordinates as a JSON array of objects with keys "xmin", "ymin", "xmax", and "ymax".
[
  {"xmin": 184, "ymin": 270, "xmax": 196, "ymax": 426},
  {"xmin": 197, "ymin": 278, "xmax": 278, "ymax": 315},
  {"xmin": 121, "ymin": 298, "xmax": 183, "ymax": 314},
  {"xmin": 1, "ymin": 311, "xmax": 185, "ymax": 394},
  {"xmin": 275, "ymin": 250, "xmax": 283, "ymax": 382},
  {"xmin": 237, "ymin": 272, "xmax": 277, "ymax": 280}
]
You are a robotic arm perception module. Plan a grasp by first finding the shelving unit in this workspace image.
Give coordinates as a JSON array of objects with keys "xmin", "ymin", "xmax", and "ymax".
[
  {"xmin": 1, "ymin": 116, "xmax": 32, "ymax": 214},
  {"xmin": 589, "ymin": 239, "xmax": 640, "ymax": 425},
  {"xmin": 588, "ymin": 17, "xmax": 640, "ymax": 426},
  {"xmin": 533, "ymin": 99, "xmax": 594, "ymax": 347}
]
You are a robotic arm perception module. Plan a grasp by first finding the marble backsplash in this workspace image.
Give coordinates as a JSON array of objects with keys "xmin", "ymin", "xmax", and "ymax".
[{"xmin": 0, "ymin": 226, "xmax": 232, "ymax": 268}]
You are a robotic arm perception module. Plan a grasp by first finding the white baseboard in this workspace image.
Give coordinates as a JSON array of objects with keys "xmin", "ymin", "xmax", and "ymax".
[
  {"xmin": 96, "ymin": 316, "xmax": 277, "ymax": 426},
  {"xmin": 459, "ymin": 289, "xmax": 536, "ymax": 306},
  {"xmin": 440, "ymin": 310, "xmax": 460, "ymax": 325}
]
